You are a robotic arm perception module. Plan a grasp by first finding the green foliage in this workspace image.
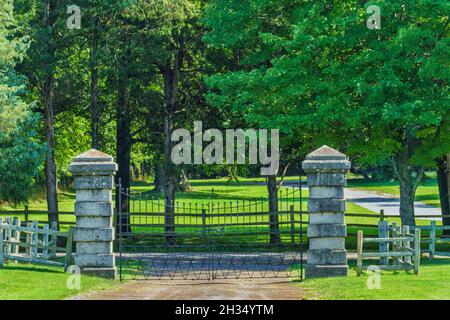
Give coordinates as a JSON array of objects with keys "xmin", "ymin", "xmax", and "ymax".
[
  {"xmin": 204, "ymin": 0, "xmax": 449, "ymax": 166},
  {"xmin": 0, "ymin": 112, "xmax": 44, "ymax": 204},
  {"xmin": 0, "ymin": 0, "xmax": 44, "ymax": 204}
]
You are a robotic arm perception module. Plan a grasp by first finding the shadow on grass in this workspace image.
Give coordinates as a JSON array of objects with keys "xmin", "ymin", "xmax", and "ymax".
[
  {"xmin": 415, "ymin": 194, "xmax": 440, "ymax": 202},
  {"xmin": 1, "ymin": 264, "xmax": 63, "ymax": 274}
]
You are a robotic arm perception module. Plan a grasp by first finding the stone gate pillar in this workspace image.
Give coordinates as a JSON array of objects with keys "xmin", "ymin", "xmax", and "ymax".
[
  {"xmin": 302, "ymin": 145, "xmax": 351, "ymax": 278},
  {"xmin": 69, "ymin": 149, "xmax": 118, "ymax": 279}
]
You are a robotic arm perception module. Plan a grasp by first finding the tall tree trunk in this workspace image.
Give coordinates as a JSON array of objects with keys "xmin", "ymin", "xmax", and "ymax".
[
  {"xmin": 437, "ymin": 155, "xmax": 450, "ymax": 235},
  {"xmin": 447, "ymin": 154, "xmax": 450, "ymax": 235},
  {"xmin": 152, "ymin": 162, "xmax": 191, "ymax": 192},
  {"xmin": 393, "ymin": 152, "xmax": 423, "ymax": 227},
  {"xmin": 152, "ymin": 161, "xmax": 165, "ymax": 192},
  {"xmin": 90, "ymin": 15, "xmax": 100, "ymax": 149},
  {"xmin": 43, "ymin": 0, "xmax": 58, "ymax": 227},
  {"xmin": 162, "ymin": 35, "xmax": 184, "ymax": 245},
  {"xmin": 115, "ymin": 57, "xmax": 131, "ymax": 234},
  {"xmin": 163, "ymin": 105, "xmax": 176, "ymax": 244},
  {"xmin": 267, "ymin": 175, "xmax": 280, "ymax": 244}
]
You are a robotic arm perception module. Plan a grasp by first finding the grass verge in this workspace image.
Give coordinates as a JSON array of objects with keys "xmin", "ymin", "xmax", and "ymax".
[
  {"xmin": 300, "ymin": 259, "xmax": 450, "ymax": 300},
  {"xmin": 0, "ymin": 262, "xmax": 115, "ymax": 300}
]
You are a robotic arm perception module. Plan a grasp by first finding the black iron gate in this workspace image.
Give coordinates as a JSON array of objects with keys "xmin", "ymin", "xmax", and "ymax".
[{"xmin": 116, "ymin": 181, "xmax": 305, "ymax": 281}]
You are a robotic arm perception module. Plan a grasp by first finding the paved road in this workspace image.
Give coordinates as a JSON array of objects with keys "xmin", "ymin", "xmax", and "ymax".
[
  {"xmin": 344, "ymin": 188, "xmax": 442, "ymax": 220},
  {"xmin": 282, "ymin": 181, "xmax": 441, "ymax": 220}
]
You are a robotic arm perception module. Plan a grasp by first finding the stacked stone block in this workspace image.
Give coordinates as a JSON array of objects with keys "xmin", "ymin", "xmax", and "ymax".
[
  {"xmin": 69, "ymin": 149, "xmax": 118, "ymax": 279},
  {"xmin": 302, "ymin": 145, "xmax": 351, "ymax": 278}
]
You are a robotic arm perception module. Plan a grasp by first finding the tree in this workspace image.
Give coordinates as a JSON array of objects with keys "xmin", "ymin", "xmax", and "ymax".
[
  {"xmin": 205, "ymin": 0, "xmax": 449, "ymax": 226},
  {"xmin": 204, "ymin": 0, "xmax": 314, "ymax": 243},
  {"xmin": 111, "ymin": 0, "xmax": 204, "ymax": 242},
  {"xmin": 17, "ymin": 0, "xmax": 65, "ymax": 224},
  {"xmin": 41, "ymin": 0, "xmax": 59, "ymax": 223},
  {"xmin": 437, "ymin": 154, "xmax": 450, "ymax": 235},
  {"xmin": 0, "ymin": 0, "xmax": 44, "ymax": 204}
]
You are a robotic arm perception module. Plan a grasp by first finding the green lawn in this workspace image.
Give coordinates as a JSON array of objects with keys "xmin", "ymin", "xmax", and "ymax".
[
  {"xmin": 0, "ymin": 262, "xmax": 115, "ymax": 300},
  {"xmin": 301, "ymin": 259, "xmax": 450, "ymax": 300}
]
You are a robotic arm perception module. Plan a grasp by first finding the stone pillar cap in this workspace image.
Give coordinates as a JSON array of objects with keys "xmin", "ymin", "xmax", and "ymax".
[
  {"xmin": 302, "ymin": 145, "xmax": 351, "ymax": 172},
  {"xmin": 305, "ymin": 145, "xmax": 347, "ymax": 161},
  {"xmin": 72, "ymin": 149, "xmax": 114, "ymax": 163},
  {"xmin": 69, "ymin": 149, "xmax": 118, "ymax": 176}
]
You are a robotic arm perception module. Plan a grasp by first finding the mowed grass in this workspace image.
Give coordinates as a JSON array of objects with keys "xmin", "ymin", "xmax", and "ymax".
[
  {"xmin": 301, "ymin": 259, "xmax": 450, "ymax": 300},
  {"xmin": 0, "ymin": 262, "xmax": 114, "ymax": 300}
]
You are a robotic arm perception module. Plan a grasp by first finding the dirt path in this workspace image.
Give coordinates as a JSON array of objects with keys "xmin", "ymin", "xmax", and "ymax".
[{"xmin": 71, "ymin": 278, "xmax": 305, "ymax": 300}]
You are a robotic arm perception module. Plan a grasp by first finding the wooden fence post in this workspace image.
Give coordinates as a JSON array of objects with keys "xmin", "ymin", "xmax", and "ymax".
[
  {"xmin": 430, "ymin": 221, "xmax": 436, "ymax": 260},
  {"xmin": 43, "ymin": 224, "xmax": 49, "ymax": 259},
  {"xmin": 64, "ymin": 227, "xmax": 74, "ymax": 271},
  {"xmin": 31, "ymin": 221, "xmax": 38, "ymax": 259},
  {"xmin": 378, "ymin": 221, "xmax": 388, "ymax": 265},
  {"xmin": 5, "ymin": 217, "xmax": 11, "ymax": 255},
  {"xmin": 356, "ymin": 230, "xmax": 363, "ymax": 276},
  {"xmin": 391, "ymin": 222, "xmax": 399, "ymax": 267},
  {"xmin": 26, "ymin": 222, "xmax": 32, "ymax": 257},
  {"xmin": 0, "ymin": 218, "xmax": 4, "ymax": 267},
  {"xmin": 402, "ymin": 225, "xmax": 411, "ymax": 264},
  {"xmin": 414, "ymin": 228, "xmax": 421, "ymax": 275},
  {"xmin": 12, "ymin": 217, "xmax": 20, "ymax": 255},
  {"xmin": 380, "ymin": 209, "xmax": 385, "ymax": 222},
  {"xmin": 24, "ymin": 206, "xmax": 29, "ymax": 224},
  {"xmin": 50, "ymin": 222, "xmax": 57, "ymax": 258}
]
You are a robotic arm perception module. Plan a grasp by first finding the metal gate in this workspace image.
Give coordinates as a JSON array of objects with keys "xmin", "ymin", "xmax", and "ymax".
[{"xmin": 116, "ymin": 181, "xmax": 305, "ymax": 281}]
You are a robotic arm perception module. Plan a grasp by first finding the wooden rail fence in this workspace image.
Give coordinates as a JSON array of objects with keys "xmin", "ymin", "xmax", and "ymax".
[
  {"xmin": 414, "ymin": 221, "xmax": 450, "ymax": 259},
  {"xmin": 0, "ymin": 217, "xmax": 74, "ymax": 269},
  {"xmin": 357, "ymin": 223, "xmax": 421, "ymax": 276}
]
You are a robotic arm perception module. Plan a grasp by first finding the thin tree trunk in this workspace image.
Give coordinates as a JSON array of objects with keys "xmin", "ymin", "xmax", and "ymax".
[
  {"xmin": 447, "ymin": 154, "xmax": 450, "ymax": 235},
  {"xmin": 90, "ymin": 15, "xmax": 100, "ymax": 149},
  {"xmin": 162, "ymin": 35, "xmax": 184, "ymax": 245},
  {"xmin": 43, "ymin": 0, "xmax": 58, "ymax": 227},
  {"xmin": 393, "ymin": 153, "xmax": 417, "ymax": 226},
  {"xmin": 267, "ymin": 175, "xmax": 280, "ymax": 244},
  {"xmin": 152, "ymin": 161, "xmax": 165, "ymax": 192},
  {"xmin": 163, "ymin": 106, "xmax": 176, "ymax": 244},
  {"xmin": 115, "ymin": 57, "xmax": 131, "ymax": 234},
  {"xmin": 437, "ymin": 155, "xmax": 450, "ymax": 235}
]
